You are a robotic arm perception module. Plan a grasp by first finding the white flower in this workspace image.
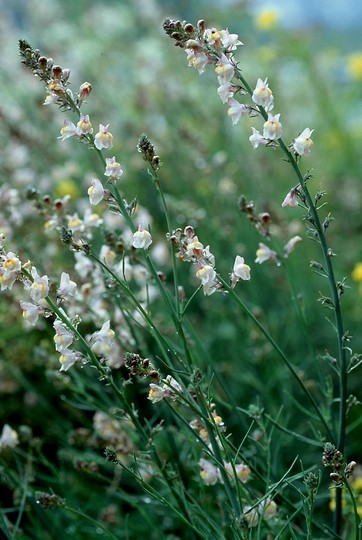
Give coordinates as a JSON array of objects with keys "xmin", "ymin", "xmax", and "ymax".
[
  {"xmin": 196, "ymin": 263, "xmax": 218, "ymax": 295},
  {"xmin": 227, "ymin": 98, "xmax": 249, "ymax": 125},
  {"xmin": 0, "ymin": 424, "xmax": 19, "ymax": 450},
  {"xmin": 76, "ymin": 114, "xmax": 93, "ymax": 136},
  {"xmin": 20, "ymin": 301, "xmax": 41, "ymax": 326},
  {"xmin": 104, "ymin": 156, "xmax": 123, "ymax": 179},
  {"xmin": 58, "ymin": 119, "xmax": 77, "ymax": 141},
  {"xmin": 132, "ymin": 226, "xmax": 152, "ymax": 249},
  {"xmin": 293, "ymin": 128, "xmax": 314, "ymax": 156},
  {"xmin": 53, "ymin": 320, "xmax": 75, "ymax": 353},
  {"xmin": 59, "ymin": 351, "xmax": 80, "ymax": 372},
  {"xmin": 0, "ymin": 251, "xmax": 22, "ymax": 290},
  {"xmin": 283, "ymin": 236, "xmax": 302, "ymax": 258},
  {"xmin": 215, "ymin": 54, "xmax": 235, "ymax": 84},
  {"xmin": 94, "ymin": 124, "xmax": 113, "ymax": 150},
  {"xmin": 255, "ymin": 243, "xmax": 278, "ymax": 264},
  {"xmin": 230, "ymin": 256, "xmax": 251, "ymax": 288},
  {"xmin": 249, "ymin": 127, "xmax": 267, "ymax": 149},
  {"xmin": 199, "ymin": 458, "xmax": 220, "ymax": 486},
  {"xmin": 263, "ymin": 113, "xmax": 282, "ymax": 140},
  {"xmin": 252, "ymin": 78, "xmax": 274, "ymax": 112},
  {"xmin": 148, "ymin": 383, "xmax": 166, "ymax": 403},
  {"xmin": 88, "ymin": 178, "xmax": 105, "ymax": 206},
  {"xmin": 217, "ymin": 83, "xmax": 234, "ymax": 104},
  {"xmin": 220, "ymin": 29, "xmax": 243, "ymax": 50},
  {"xmin": 282, "ymin": 188, "xmax": 299, "ymax": 207},
  {"xmin": 90, "ymin": 320, "xmax": 115, "ymax": 357},
  {"xmin": 30, "ymin": 267, "xmax": 49, "ymax": 301},
  {"xmin": 185, "ymin": 49, "xmax": 209, "ymax": 74},
  {"xmin": 57, "ymin": 272, "xmax": 77, "ymax": 298}
]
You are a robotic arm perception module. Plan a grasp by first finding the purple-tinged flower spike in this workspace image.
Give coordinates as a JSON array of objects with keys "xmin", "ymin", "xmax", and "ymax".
[
  {"xmin": 252, "ymin": 78, "xmax": 274, "ymax": 112},
  {"xmin": 263, "ymin": 113, "xmax": 282, "ymax": 140},
  {"xmin": 230, "ymin": 256, "xmax": 251, "ymax": 288},
  {"xmin": 293, "ymin": 128, "xmax": 314, "ymax": 156},
  {"xmin": 94, "ymin": 124, "xmax": 113, "ymax": 150}
]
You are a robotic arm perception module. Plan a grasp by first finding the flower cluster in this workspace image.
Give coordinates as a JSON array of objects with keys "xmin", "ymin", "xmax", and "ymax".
[
  {"xmin": 199, "ymin": 457, "xmax": 251, "ymax": 486},
  {"xmin": 169, "ymin": 225, "xmax": 220, "ymax": 295},
  {"xmin": 163, "ymin": 19, "xmax": 314, "ymax": 155},
  {"xmin": 148, "ymin": 375, "xmax": 183, "ymax": 403}
]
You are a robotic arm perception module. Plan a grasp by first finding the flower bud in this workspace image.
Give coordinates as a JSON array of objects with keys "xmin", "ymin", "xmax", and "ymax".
[
  {"xmin": 52, "ymin": 65, "xmax": 63, "ymax": 79},
  {"xmin": 79, "ymin": 82, "xmax": 92, "ymax": 105}
]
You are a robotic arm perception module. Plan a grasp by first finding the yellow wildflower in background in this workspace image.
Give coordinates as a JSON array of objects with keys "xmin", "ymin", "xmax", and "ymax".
[
  {"xmin": 352, "ymin": 262, "xmax": 362, "ymax": 283},
  {"xmin": 55, "ymin": 179, "xmax": 80, "ymax": 199},
  {"xmin": 347, "ymin": 52, "xmax": 362, "ymax": 81},
  {"xmin": 255, "ymin": 9, "xmax": 279, "ymax": 31}
]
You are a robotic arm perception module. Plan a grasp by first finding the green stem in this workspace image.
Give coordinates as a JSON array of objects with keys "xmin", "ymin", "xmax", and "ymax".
[{"xmin": 219, "ymin": 276, "xmax": 333, "ymax": 439}]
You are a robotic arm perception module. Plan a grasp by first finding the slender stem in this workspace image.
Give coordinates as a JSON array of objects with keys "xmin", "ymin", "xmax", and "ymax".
[
  {"xmin": 235, "ymin": 66, "xmax": 347, "ymax": 534},
  {"xmin": 219, "ymin": 276, "xmax": 333, "ymax": 439}
]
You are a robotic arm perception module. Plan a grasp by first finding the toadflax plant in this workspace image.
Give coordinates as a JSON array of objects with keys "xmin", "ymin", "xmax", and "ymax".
[{"xmin": 0, "ymin": 18, "xmax": 360, "ymax": 540}]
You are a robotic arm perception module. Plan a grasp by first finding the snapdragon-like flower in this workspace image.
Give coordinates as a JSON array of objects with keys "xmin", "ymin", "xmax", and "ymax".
[
  {"xmin": 249, "ymin": 127, "xmax": 267, "ymax": 149},
  {"xmin": 255, "ymin": 243, "xmax": 278, "ymax": 264},
  {"xmin": 230, "ymin": 256, "xmax": 251, "ymax": 288},
  {"xmin": 220, "ymin": 29, "xmax": 243, "ymax": 50},
  {"xmin": 90, "ymin": 320, "xmax": 115, "ymax": 357},
  {"xmin": 293, "ymin": 128, "xmax": 314, "ymax": 156},
  {"xmin": 88, "ymin": 178, "xmax": 105, "ymax": 206},
  {"xmin": 283, "ymin": 236, "xmax": 302, "ymax": 258},
  {"xmin": 185, "ymin": 48, "xmax": 209, "ymax": 74},
  {"xmin": 76, "ymin": 114, "xmax": 93, "ymax": 136},
  {"xmin": 20, "ymin": 301, "xmax": 41, "ymax": 326},
  {"xmin": 217, "ymin": 82, "xmax": 235, "ymax": 104},
  {"xmin": 215, "ymin": 54, "xmax": 235, "ymax": 84},
  {"xmin": 252, "ymin": 78, "xmax": 274, "ymax": 112},
  {"xmin": 148, "ymin": 375, "xmax": 182, "ymax": 403},
  {"xmin": 227, "ymin": 98, "xmax": 249, "ymax": 125},
  {"xmin": 78, "ymin": 82, "xmax": 92, "ymax": 106},
  {"xmin": 0, "ymin": 424, "xmax": 19, "ymax": 451},
  {"xmin": 30, "ymin": 267, "xmax": 49, "ymax": 301},
  {"xmin": 104, "ymin": 156, "xmax": 123, "ymax": 179},
  {"xmin": 58, "ymin": 119, "xmax": 77, "ymax": 141},
  {"xmin": 57, "ymin": 272, "xmax": 77, "ymax": 299},
  {"xmin": 282, "ymin": 187, "xmax": 299, "ymax": 208},
  {"xmin": 224, "ymin": 462, "xmax": 251, "ymax": 483},
  {"xmin": 132, "ymin": 226, "xmax": 152, "ymax": 249},
  {"xmin": 59, "ymin": 351, "xmax": 81, "ymax": 372},
  {"xmin": 0, "ymin": 251, "xmax": 22, "ymax": 290},
  {"xmin": 94, "ymin": 124, "xmax": 113, "ymax": 150},
  {"xmin": 53, "ymin": 320, "xmax": 75, "ymax": 353},
  {"xmin": 196, "ymin": 263, "xmax": 218, "ymax": 295},
  {"xmin": 263, "ymin": 113, "xmax": 282, "ymax": 140},
  {"xmin": 199, "ymin": 458, "xmax": 220, "ymax": 486}
]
